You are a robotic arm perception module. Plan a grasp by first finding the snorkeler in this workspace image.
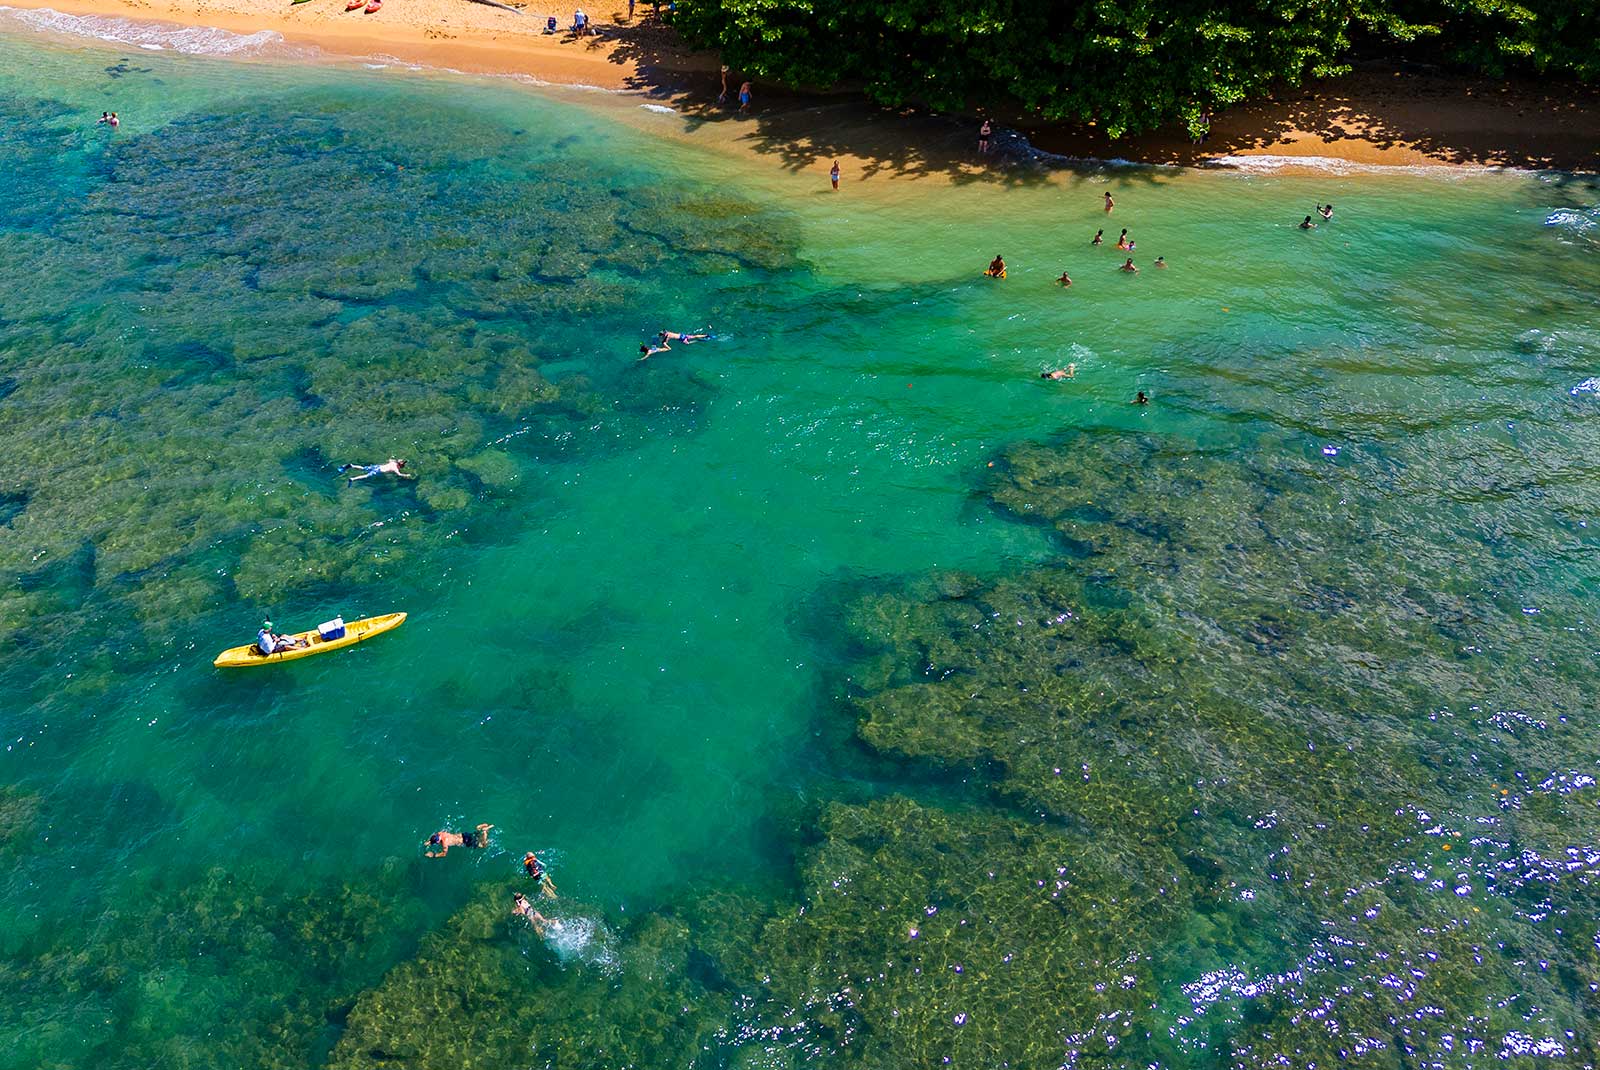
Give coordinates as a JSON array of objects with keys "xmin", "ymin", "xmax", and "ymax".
[
  {"xmin": 1091, "ymin": 229, "xmax": 1103, "ymax": 246},
  {"xmin": 639, "ymin": 342, "xmax": 671, "ymax": 360},
  {"xmin": 1041, "ymin": 363, "xmax": 1076, "ymax": 381},
  {"xmin": 512, "ymin": 893, "xmax": 562, "ymax": 935},
  {"xmin": 1134, "ymin": 390, "xmax": 1149, "ymax": 405},
  {"xmin": 340, "ymin": 458, "xmax": 415, "ymax": 485},
  {"xmin": 425, "ymin": 823, "xmax": 493, "ymax": 858},
  {"xmin": 1299, "ymin": 215, "xmax": 1317, "ymax": 229},
  {"xmin": 1119, "ymin": 258, "xmax": 1139, "ymax": 273},
  {"xmin": 1317, "ymin": 203, "xmax": 1334, "ymax": 221},
  {"xmin": 660, "ymin": 328, "xmax": 710, "ymax": 344},
  {"xmin": 255, "ymin": 619, "xmax": 308, "ymax": 655},
  {"xmin": 985, "ymin": 254, "xmax": 1006, "ymax": 278},
  {"xmin": 1056, "ymin": 271, "xmax": 1072, "ymax": 287},
  {"xmin": 523, "ymin": 852, "xmax": 559, "ymax": 898}
]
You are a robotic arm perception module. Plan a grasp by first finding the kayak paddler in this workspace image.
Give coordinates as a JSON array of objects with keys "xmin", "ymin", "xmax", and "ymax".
[{"xmin": 256, "ymin": 620, "xmax": 307, "ymax": 655}]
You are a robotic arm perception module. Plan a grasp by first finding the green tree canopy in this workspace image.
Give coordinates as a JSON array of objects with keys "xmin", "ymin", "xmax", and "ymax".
[{"xmin": 674, "ymin": 0, "xmax": 1595, "ymax": 137}]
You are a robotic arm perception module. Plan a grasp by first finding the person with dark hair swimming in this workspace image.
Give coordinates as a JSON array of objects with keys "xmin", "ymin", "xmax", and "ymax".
[
  {"xmin": 1134, "ymin": 390, "xmax": 1149, "ymax": 405},
  {"xmin": 1299, "ymin": 215, "xmax": 1318, "ymax": 229},
  {"xmin": 985, "ymin": 254, "xmax": 1006, "ymax": 278},
  {"xmin": 426, "ymin": 823, "xmax": 493, "ymax": 858},
  {"xmin": 512, "ymin": 891, "xmax": 562, "ymax": 935},
  {"xmin": 639, "ymin": 341, "xmax": 671, "ymax": 360},
  {"xmin": 1317, "ymin": 204, "xmax": 1334, "ymax": 221}
]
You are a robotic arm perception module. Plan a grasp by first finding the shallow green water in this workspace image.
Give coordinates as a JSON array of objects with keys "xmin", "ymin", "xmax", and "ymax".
[{"xmin": 2, "ymin": 22, "xmax": 1599, "ymax": 1070}]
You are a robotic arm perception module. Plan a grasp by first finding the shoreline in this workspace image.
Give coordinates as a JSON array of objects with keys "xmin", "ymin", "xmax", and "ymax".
[{"xmin": 4, "ymin": 0, "xmax": 1599, "ymax": 178}]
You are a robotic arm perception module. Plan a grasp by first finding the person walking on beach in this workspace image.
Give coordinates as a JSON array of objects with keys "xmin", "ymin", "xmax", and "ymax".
[
  {"xmin": 830, "ymin": 160, "xmax": 840, "ymax": 190},
  {"xmin": 1104, "ymin": 191, "xmax": 1114, "ymax": 213},
  {"xmin": 738, "ymin": 81, "xmax": 752, "ymax": 112},
  {"xmin": 1091, "ymin": 229, "xmax": 1103, "ymax": 246},
  {"xmin": 718, "ymin": 64, "xmax": 729, "ymax": 104},
  {"xmin": 978, "ymin": 119, "xmax": 992, "ymax": 154},
  {"xmin": 426, "ymin": 823, "xmax": 493, "ymax": 857},
  {"xmin": 627, "ymin": 0, "xmax": 635, "ymax": 19}
]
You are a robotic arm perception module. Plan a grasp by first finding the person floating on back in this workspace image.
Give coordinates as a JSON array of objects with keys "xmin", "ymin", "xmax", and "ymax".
[
  {"xmin": 426, "ymin": 823, "xmax": 493, "ymax": 857},
  {"xmin": 340, "ymin": 458, "xmax": 415, "ymax": 485},
  {"xmin": 985, "ymin": 254, "xmax": 1006, "ymax": 278},
  {"xmin": 523, "ymin": 851, "xmax": 559, "ymax": 898}
]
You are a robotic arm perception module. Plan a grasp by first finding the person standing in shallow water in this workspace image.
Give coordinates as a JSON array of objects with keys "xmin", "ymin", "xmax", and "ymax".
[
  {"xmin": 830, "ymin": 161, "xmax": 840, "ymax": 190},
  {"xmin": 1104, "ymin": 191, "xmax": 1114, "ymax": 213},
  {"xmin": 1091, "ymin": 229, "xmax": 1103, "ymax": 246}
]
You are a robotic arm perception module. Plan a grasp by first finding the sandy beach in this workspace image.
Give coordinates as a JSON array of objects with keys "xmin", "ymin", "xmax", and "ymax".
[{"xmin": 5, "ymin": 0, "xmax": 1599, "ymax": 176}]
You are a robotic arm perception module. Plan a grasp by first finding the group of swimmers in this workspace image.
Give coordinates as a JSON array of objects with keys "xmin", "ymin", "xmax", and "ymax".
[
  {"xmin": 639, "ymin": 327, "xmax": 711, "ymax": 360},
  {"xmin": 1300, "ymin": 204, "xmax": 1335, "ymax": 229},
  {"xmin": 95, "ymin": 112, "xmax": 120, "ymax": 128},
  {"xmin": 426, "ymin": 823, "xmax": 565, "ymax": 935}
]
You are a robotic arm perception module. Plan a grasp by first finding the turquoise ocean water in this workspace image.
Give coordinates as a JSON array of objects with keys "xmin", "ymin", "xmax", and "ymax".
[{"xmin": 2, "ymin": 16, "xmax": 1599, "ymax": 1068}]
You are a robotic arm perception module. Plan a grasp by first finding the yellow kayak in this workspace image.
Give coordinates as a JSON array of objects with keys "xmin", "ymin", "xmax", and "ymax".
[{"xmin": 213, "ymin": 612, "xmax": 407, "ymax": 668}]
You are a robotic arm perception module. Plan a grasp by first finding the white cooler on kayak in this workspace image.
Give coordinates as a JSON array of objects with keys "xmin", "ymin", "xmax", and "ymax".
[{"xmin": 318, "ymin": 617, "xmax": 347, "ymax": 641}]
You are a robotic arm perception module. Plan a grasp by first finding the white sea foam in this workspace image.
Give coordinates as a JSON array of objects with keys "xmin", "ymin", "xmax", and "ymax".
[
  {"xmin": 639, "ymin": 103, "xmax": 676, "ymax": 114},
  {"xmin": 1204, "ymin": 153, "xmax": 1530, "ymax": 177},
  {"xmin": 0, "ymin": 5, "xmax": 288, "ymax": 56}
]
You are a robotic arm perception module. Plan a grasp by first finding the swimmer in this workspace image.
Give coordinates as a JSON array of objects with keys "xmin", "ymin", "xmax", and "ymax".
[
  {"xmin": 1056, "ymin": 271, "xmax": 1072, "ymax": 287},
  {"xmin": 1091, "ymin": 229, "xmax": 1103, "ymax": 246},
  {"xmin": 96, "ymin": 112, "xmax": 110, "ymax": 125},
  {"xmin": 1104, "ymin": 191, "xmax": 1114, "ymax": 213},
  {"xmin": 985, "ymin": 254, "xmax": 1006, "ymax": 278},
  {"xmin": 1154, "ymin": 256, "xmax": 1167, "ymax": 268},
  {"xmin": 1040, "ymin": 363, "xmax": 1076, "ymax": 381},
  {"xmin": 1299, "ymin": 215, "xmax": 1317, "ymax": 229},
  {"xmin": 339, "ymin": 458, "xmax": 415, "ymax": 485},
  {"xmin": 1119, "ymin": 258, "xmax": 1138, "ymax": 273},
  {"xmin": 639, "ymin": 342, "xmax": 671, "ymax": 360},
  {"xmin": 523, "ymin": 852, "xmax": 559, "ymax": 898},
  {"xmin": 660, "ymin": 328, "xmax": 710, "ymax": 344},
  {"xmin": 512, "ymin": 892, "xmax": 563, "ymax": 935},
  {"xmin": 1116, "ymin": 228, "xmax": 1130, "ymax": 251},
  {"xmin": 109, "ymin": 113, "xmax": 119, "ymax": 128},
  {"xmin": 426, "ymin": 823, "xmax": 493, "ymax": 858},
  {"xmin": 1133, "ymin": 390, "xmax": 1149, "ymax": 405},
  {"xmin": 1317, "ymin": 203, "xmax": 1334, "ymax": 221}
]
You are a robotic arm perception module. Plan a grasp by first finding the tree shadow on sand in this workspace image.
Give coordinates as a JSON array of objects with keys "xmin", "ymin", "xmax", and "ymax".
[{"xmin": 586, "ymin": 18, "xmax": 1173, "ymax": 189}]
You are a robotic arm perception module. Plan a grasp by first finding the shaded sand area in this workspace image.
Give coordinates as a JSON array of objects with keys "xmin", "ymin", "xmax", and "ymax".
[{"xmin": 4, "ymin": 0, "xmax": 1600, "ymax": 176}]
